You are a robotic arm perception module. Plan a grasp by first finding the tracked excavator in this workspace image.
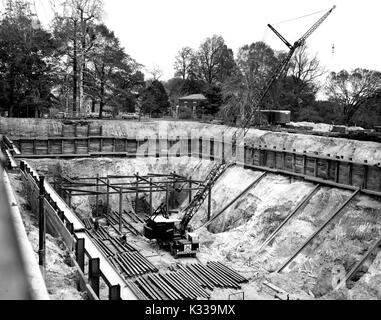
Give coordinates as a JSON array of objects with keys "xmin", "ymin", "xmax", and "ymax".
[{"xmin": 143, "ymin": 6, "xmax": 336, "ymax": 258}]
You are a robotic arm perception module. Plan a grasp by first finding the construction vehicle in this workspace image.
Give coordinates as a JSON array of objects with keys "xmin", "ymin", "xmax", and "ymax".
[
  {"xmin": 144, "ymin": 162, "xmax": 229, "ymax": 258},
  {"xmin": 143, "ymin": 6, "xmax": 336, "ymax": 258}
]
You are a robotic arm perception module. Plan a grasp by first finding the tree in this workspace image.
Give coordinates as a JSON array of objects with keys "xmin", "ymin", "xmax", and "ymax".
[
  {"xmin": 148, "ymin": 66, "xmax": 163, "ymax": 81},
  {"xmin": 85, "ymin": 24, "xmax": 143, "ymax": 118},
  {"xmin": 174, "ymin": 47, "xmax": 197, "ymax": 80},
  {"xmin": 197, "ymin": 35, "xmax": 236, "ymax": 85},
  {"xmin": 141, "ymin": 80, "xmax": 170, "ymax": 117},
  {"xmin": 0, "ymin": 0, "xmax": 57, "ymax": 117},
  {"xmin": 53, "ymin": 0, "xmax": 103, "ymax": 114},
  {"xmin": 325, "ymin": 68, "xmax": 381, "ymax": 124},
  {"xmin": 222, "ymin": 41, "xmax": 282, "ymax": 123}
]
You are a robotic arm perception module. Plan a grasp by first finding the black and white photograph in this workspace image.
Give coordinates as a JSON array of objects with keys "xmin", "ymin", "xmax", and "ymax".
[{"xmin": 0, "ymin": 0, "xmax": 380, "ymax": 311}]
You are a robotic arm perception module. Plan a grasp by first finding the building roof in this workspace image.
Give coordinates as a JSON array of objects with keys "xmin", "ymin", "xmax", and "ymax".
[{"xmin": 178, "ymin": 94, "xmax": 207, "ymax": 101}]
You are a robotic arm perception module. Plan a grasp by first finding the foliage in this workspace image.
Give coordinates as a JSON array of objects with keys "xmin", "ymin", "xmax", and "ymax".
[
  {"xmin": 141, "ymin": 80, "xmax": 170, "ymax": 117},
  {"xmin": 325, "ymin": 68, "xmax": 381, "ymax": 124},
  {"xmin": 178, "ymin": 106, "xmax": 192, "ymax": 119},
  {"xmin": 0, "ymin": 0, "xmax": 57, "ymax": 117}
]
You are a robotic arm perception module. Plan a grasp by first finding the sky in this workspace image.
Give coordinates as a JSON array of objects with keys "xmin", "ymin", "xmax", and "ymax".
[{"xmin": 3, "ymin": 0, "xmax": 381, "ymax": 82}]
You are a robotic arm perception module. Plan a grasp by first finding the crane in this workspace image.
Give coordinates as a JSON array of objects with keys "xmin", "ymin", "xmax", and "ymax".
[
  {"xmin": 143, "ymin": 6, "xmax": 336, "ymax": 258},
  {"xmin": 236, "ymin": 5, "xmax": 336, "ymax": 137}
]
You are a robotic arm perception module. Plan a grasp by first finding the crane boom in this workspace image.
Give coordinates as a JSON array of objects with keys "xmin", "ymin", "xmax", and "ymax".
[{"xmin": 236, "ymin": 5, "xmax": 336, "ymax": 137}]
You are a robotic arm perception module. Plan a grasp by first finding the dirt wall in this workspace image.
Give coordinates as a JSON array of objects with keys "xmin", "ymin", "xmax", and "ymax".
[{"xmin": 1, "ymin": 118, "xmax": 380, "ymax": 165}]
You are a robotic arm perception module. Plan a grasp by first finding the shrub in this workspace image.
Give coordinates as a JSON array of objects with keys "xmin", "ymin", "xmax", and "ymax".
[{"xmin": 178, "ymin": 106, "xmax": 192, "ymax": 119}]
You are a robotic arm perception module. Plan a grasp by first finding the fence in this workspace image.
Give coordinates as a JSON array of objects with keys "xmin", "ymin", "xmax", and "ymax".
[{"xmin": 7, "ymin": 135, "xmax": 381, "ymax": 195}]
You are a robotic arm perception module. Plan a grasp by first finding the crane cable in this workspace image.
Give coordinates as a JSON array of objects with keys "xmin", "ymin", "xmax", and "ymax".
[{"xmin": 273, "ymin": 7, "xmax": 331, "ymax": 25}]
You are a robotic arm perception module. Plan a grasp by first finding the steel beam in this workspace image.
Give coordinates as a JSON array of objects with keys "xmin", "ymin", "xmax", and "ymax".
[{"xmin": 277, "ymin": 188, "xmax": 361, "ymax": 273}]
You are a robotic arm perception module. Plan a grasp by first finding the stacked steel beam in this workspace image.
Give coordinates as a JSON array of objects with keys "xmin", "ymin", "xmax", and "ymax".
[
  {"xmin": 107, "ymin": 211, "xmax": 142, "ymax": 236},
  {"xmin": 85, "ymin": 225, "xmax": 157, "ymax": 279},
  {"xmin": 130, "ymin": 261, "xmax": 247, "ymax": 300},
  {"xmin": 110, "ymin": 252, "xmax": 158, "ymax": 278},
  {"xmin": 82, "ymin": 218, "xmax": 93, "ymax": 229}
]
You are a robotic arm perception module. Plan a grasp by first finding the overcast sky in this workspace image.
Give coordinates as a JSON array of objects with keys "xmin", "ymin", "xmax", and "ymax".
[{"xmin": 4, "ymin": 0, "xmax": 381, "ymax": 82}]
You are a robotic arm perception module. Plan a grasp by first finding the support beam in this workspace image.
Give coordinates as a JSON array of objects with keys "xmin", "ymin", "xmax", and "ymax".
[
  {"xmin": 95, "ymin": 174, "xmax": 99, "ymax": 217},
  {"xmin": 344, "ymin": 236, "xmax": 381, "ymax": 285},
  {"xmin": 135, "ymin": 173, "xmax": 139, "ymax": 212},
  {"xmin": 258, "ymin": 184, "xmax": 321, "ymax": 252},
  {"xmin": 207, "ymin": 185, "xmax": 212, "ymax": 222},
  {"xmin": 89, "ymin": 258, "xmax": 100, "ymax": 297},
  {"xmin": 75, "ymin": 238, "xmax": 85, "ymax": 272},
  {"xmin": 109, "ymin": 284, "xmax": 121, "ymax": 300},
  {"xmin": 119, "ymin": 188, "xmax": 123, "ymax": 232},
  {"xmin": 106, "ymin": 177, "xmax": 110, "ymax": 224},
  {"xmin": 149, "ymin": 178, "xmax": 153, "ymax": 215},
  {"xmin": 198, "ymin": 172, "xmax": 267, "ymax": 230},
  {"xmin": 277, "ymin": 188, "xmax": 361, "ymax": 273},
  {"xmin": 38, "ymin": 176, "xmax": 46, "ymax": 272}
]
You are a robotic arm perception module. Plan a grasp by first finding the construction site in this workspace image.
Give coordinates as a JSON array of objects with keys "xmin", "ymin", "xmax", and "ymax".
[{"xmin": 0, "ymin": 5, "xmax": 381, "ymax": 301}]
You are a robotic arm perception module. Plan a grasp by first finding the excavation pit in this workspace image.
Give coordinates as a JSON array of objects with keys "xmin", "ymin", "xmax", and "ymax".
[{"xmin": 21, "ymin": 155, "xmax": 381, "ymax": 300}]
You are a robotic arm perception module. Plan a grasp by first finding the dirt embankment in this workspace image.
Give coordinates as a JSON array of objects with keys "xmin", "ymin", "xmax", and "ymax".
[
  {"xmin": 25, "ymin": 156, "xmax": 381, "ymax": 300},
  {"xmin": 8, "ymin": 173, "xmax": 85, "ymax": 300},
  {"xmin": 2, "ymin": 118, "xmax": 380, "ymax": 165}
]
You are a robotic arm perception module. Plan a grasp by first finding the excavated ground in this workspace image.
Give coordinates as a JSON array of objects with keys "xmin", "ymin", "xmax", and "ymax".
[
  {"xmin": 7, "ymin": 173, "xmax": 85, "ymax": 300},
  {"xmin": 25, "ymin": 156, "xmax": 381, "ymax": 300}
]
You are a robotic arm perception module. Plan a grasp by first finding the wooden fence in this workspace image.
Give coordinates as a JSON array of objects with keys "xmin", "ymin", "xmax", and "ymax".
[{"xmin": 6, "ymin": 135, "xmax": 381, "ymax": 194}]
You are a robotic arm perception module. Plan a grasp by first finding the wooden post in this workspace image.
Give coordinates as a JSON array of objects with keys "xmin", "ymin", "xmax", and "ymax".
[
  {"xmin": 292, "ymin": 153, "xmax": 296, "ymax": 173},
  {"xmin": 166, "ymin": 183, "xmax": 169, "ymax": 213},
  {"xmin": 135, "ymin": 173, "xmax": 139, "ymax": 212},
  {"xmin": 363, "ymin": 165, "xmax": 368, "ymax": 189},
  {"xmin": 335, "ymin": 161, "xmax": 340, "ymax": 183},
  {"xmin": 68, "ymin": 190, "xmax": 72, "ymax": 207},
  {"xmin": 348, "ymin": 163, "xmax": 353, "ymax": 185},
  {"xmin": 199, "ymin": 137, "xmax": 202, "ymax": 159},
  {"xmin": 95, "ymin": 174, "xmax": 99, "ymax": 217},
  {"xmin": 149, "ymin": 178, "xmax": 153, "ymax": 215},
  {"xmin": 207, "ymin": 186, "xmax": 212, "ymax": 221},
  {"xmin": 222, "ymin": 134, "xmax": 225, "ymax": 163},
  {"xmin": 66, "ymin": 222, "xmax": 74, "ymax": 234},
  {"xmin": 171, "ymin": 172, "xmax": 176, "ymax": 209},
  {"xmin": 89, "ymin": 258, "xmax": 100, "ymax": 298},
  {"xmin": 188, "ymin": 134, "xmax": 192, "ymax": 158},
  {"xmin": 303, "ymin": 153, "xmax": 307, "ymax": 175},
  {"xmin": 109, "ymin": 285, "xmax": 121, "ymax": 300},
  {"xmin": 38, "ymin": 176, "xmax": 46, "ymax": 272},
  {"xmin": 75, "ymin": 238, "xmax": 85, "ymax": 272},
  {"xmin": 119, "ymin": 188, "xmax": 123, "ymax": 232},
  {"xmin": 189, "ymin": 176, "xmax": 192, "ymax": 204},
  {"xmin": 106, "ymin": 177, "xmax": 110, "ymax": 224},
  {"xmin": 58, "ymin": 209, "xmax": 64, "ymax": 222}
]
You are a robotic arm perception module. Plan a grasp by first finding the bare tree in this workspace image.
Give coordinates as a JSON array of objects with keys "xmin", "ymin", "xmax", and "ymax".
[
  {"xmin": 55, "ymin": 0, "xmax": 103, "ymax": 114},
  {"xmin": 148, "ymin": 65, "xmax": 163, "ymax": 81},
  {"xmin": 197, "ymin": 35, "xmax": 226, "ymax": 85},
  {"xmin": 325, "ymin": 68, "xmax": 381, "ymax": 124},
  {"xmin": 288, "ymin": 44, "xmax": 326, "ymax": 93},
  {"xmin": 173, "ymin": 46, "xmax": 196, "ymax": 80}
]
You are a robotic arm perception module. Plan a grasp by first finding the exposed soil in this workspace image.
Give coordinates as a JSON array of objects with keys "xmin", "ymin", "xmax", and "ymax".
[
  {"xmin": 24, "ymin": 156, "xmax": 381, "ymax": 300},
  {"xmin": 7, "ymin": 173, "xmax": 85, "ymax": 300}
]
